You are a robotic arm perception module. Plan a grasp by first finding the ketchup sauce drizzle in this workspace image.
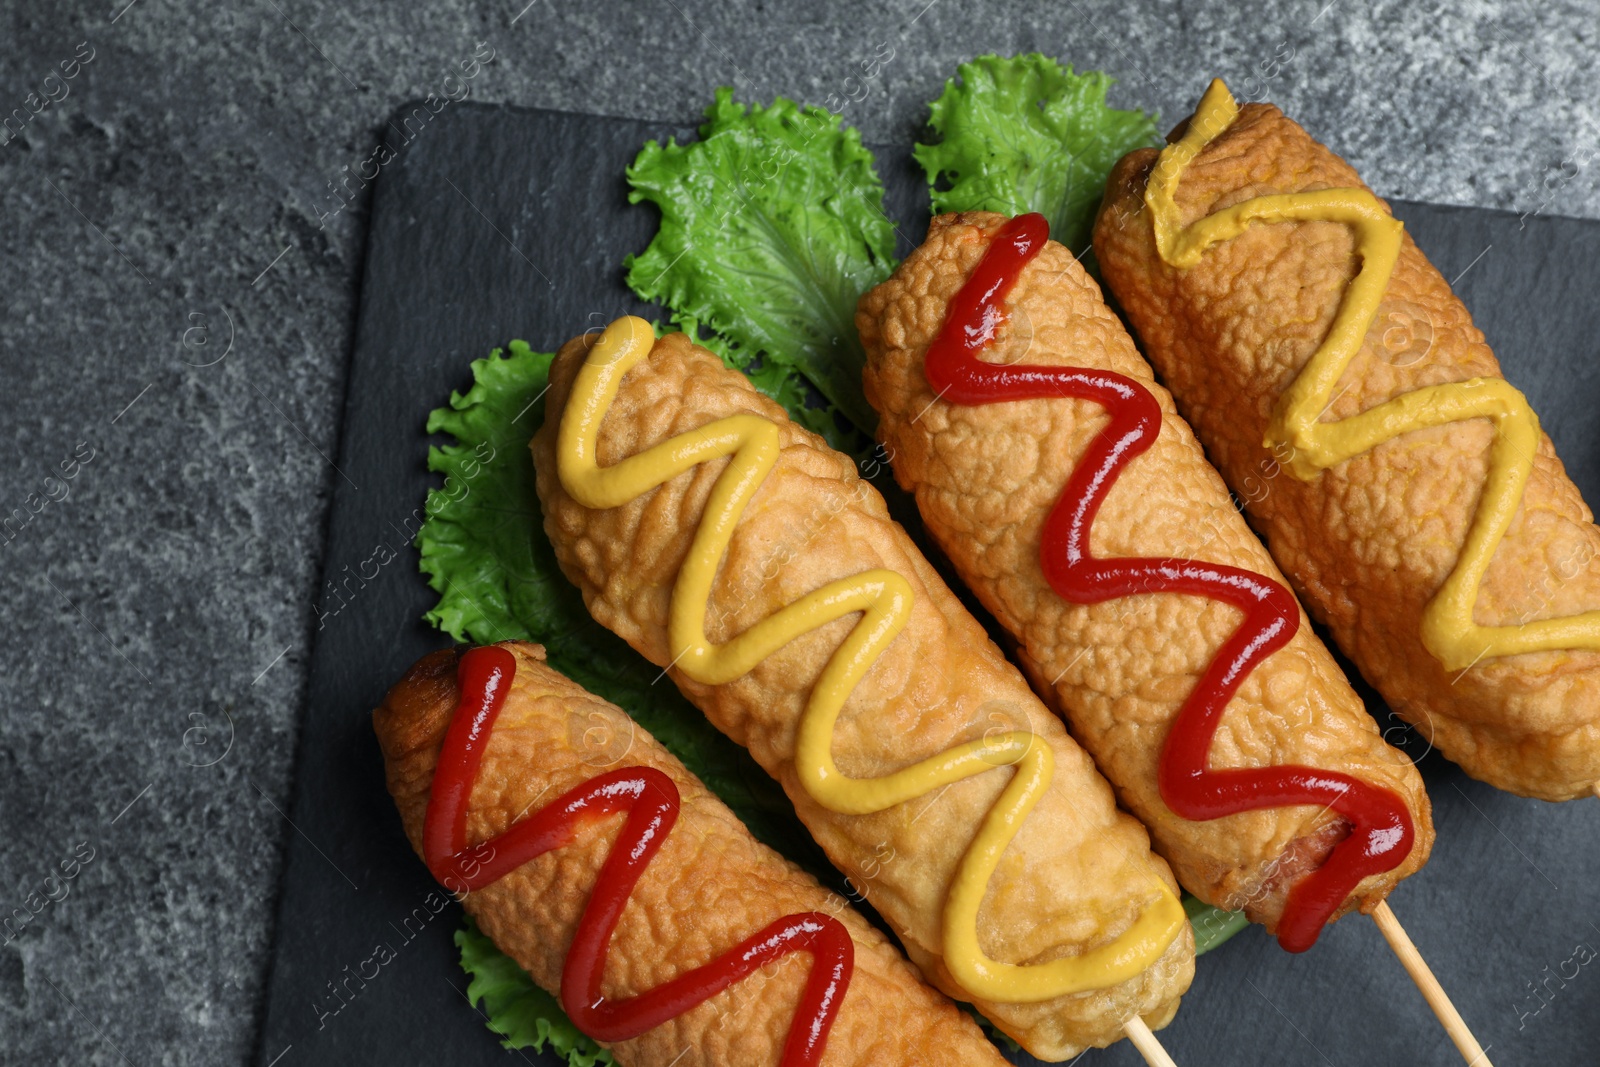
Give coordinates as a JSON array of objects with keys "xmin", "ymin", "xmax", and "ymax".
[
  {"xmin": 423, "ymin": 646, "xmax": 853, "ymax": 1060},
  {"xmin": 921, "ymin": 213, "xmax": 1413, "ymax": 952}
]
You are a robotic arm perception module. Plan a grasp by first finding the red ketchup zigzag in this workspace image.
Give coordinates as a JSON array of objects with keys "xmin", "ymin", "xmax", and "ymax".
[
  {"xmin": 921, "ymin": 213, "xmax": 1413, "ymax": 952},
  {"xmin": 422, "ymin": 645, "xmax": 853, "ymax": 1061}
]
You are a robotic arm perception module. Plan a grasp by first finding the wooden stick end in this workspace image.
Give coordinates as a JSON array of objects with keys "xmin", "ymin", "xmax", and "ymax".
[
  {"xmin": 1124, "ymin": 1014, "xmax": 1180, "ymax": 1067},
  {"xmin": 1371, "ymin": 902, "xmax": 1494, "ymax": 1067}
]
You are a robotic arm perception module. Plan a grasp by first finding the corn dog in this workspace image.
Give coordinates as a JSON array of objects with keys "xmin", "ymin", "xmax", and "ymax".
[
  {"xmin": 530, "ymin": 319, "xmax": 1194, "ymax": 1059},
  {"xmin": 1094, "ymin": 80, "xmax": 1600, "ymax": 801},
  {"xmin": 857, "ymin": 210, "xmax": 1432, "ymax": 952},
  {"xmin": 374, "ymin": 641, "xmax": 1009, "ymax": 1066}
]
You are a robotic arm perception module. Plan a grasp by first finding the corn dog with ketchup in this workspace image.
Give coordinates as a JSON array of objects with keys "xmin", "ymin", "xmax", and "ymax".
[
  {"xmin": 857, "ymin": 210, "xmax": 1432, "ymax": 953},
  {"xmin": 1094, "ymin": 80, "xmax": 1600, "ymax": 801},
  {"xmin": 374, "ymin": 640, "xmax": 1009, "ymax": 1067},
  {"xmin": 530, "ymin": 318, "xmax": 1193, "ymax": 1060}
]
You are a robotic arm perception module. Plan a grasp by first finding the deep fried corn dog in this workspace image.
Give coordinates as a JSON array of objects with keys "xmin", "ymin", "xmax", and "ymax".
[
  {"xmin": 374, "ymin": 641, "xmax": 1009, "ymax": 1067},
  {"xmin": 1095, "ymin": 80, "xmax": 1600, "ymax": 801},
  {"xmin": 858, "ymin": 211, "xmax": 1432, "ymax": 951},
  {"xmin": 530, "ymin": 321, "xmax": 1194, "ymax": 1059}
]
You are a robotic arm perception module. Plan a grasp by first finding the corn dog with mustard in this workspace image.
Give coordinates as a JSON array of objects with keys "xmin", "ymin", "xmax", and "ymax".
[
  {"xmin": 530, "ymin": 318, "xmax": 1193, "ymax": 1059},
  {"xmin": 1094, "ymin": 80, "xmax": 1600, "ymax": 801},
  {"xmin": 857, "ymin": 210, "xmax": 1432, "ymax": 952},
  {"xmin": 375, "ymin": 641, "xmax": 1009, "ymax": 1067}
]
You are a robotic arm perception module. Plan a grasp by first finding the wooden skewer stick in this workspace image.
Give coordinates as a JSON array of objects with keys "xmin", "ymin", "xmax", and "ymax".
[
  {"xmin": 1124, "ymin": 1015, "xmax": 1180, "ymax": 1067},
  {"xmin": 1371, "ymin": 901, "xmax": 1493, "ymax": 1066}
]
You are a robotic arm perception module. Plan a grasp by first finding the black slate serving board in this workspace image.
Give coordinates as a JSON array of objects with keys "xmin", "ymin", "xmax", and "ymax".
[{"xmin": 254, "ymin": 99, "xmax": 1600, "ymax": 1067}]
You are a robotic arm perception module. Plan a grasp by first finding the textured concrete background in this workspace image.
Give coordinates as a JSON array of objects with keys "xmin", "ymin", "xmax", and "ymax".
[{"xmin": 0, "ymin": 0, "xmax": 1595, "ymax": 1063}]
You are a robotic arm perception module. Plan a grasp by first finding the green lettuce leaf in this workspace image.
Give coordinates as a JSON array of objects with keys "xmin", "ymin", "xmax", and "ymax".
[
  {"xmin": 458, "ymin": 918, "xmax": 613, "ymax": 1065},
  {"xmin": 625, "ymin": 87, "xmax": 896, "ymax": 439},
  {"xmin": 915, "ymin": 53, "xmax": 1159, "ymax": 255},
  {"xmin": 1185, "ymin": 895, "xmax": 1251, "ymax": 955}
]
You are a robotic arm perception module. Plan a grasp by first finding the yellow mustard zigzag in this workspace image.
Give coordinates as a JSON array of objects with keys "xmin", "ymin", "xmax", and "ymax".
[
  {"xmin": 1145, "ymin": 79, "xmax": 1600, "ymax": 671},
  {"xmin": 555, "ymin": 316, "xmax": 1182, "ymax": 1001}
]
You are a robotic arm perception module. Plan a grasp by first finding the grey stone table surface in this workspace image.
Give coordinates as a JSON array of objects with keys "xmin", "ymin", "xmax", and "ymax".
[{"xmin": 0, "ymin": 0, "xmax": 1595, "ymax": 1063}]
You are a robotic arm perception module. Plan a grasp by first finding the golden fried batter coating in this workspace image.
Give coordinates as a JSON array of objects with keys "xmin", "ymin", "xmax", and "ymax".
[
  {"xmin": 530, "ymin": 333, "xmax": 1193, "ymax": 1059},
  {"xmin": 857, "ymin": 212, "xmax": 1432, "ymax": 931},
  {"xmin": 375, "ymin": 642, "xmax": 1008, "ymax": 1067},
  {"xmin": 1095, "ymin": 99, "xmax": 1600, "ymax": 801}
]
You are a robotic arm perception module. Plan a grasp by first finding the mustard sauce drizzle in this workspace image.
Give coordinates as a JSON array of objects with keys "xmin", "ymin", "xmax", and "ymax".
[
  {"xmin": 555, "ymin": 316, "xmax": 1184, "ymax": 1002},
  {"xmin": 1146, "ymin": 79, "xmax": 1600, "ymax": 671}
]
